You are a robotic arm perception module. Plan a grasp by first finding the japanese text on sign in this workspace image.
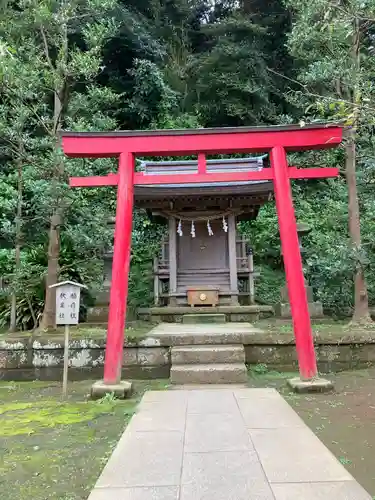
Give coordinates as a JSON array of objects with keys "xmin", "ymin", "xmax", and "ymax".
[{"xmin": 55, "ymin": 285, "xmax": 81, "ymax": 325}]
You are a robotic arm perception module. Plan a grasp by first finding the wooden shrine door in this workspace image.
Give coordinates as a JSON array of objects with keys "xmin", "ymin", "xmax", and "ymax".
[{"xmin": 177, "ymin": 221, "xmax": 230, "ymax": 292}]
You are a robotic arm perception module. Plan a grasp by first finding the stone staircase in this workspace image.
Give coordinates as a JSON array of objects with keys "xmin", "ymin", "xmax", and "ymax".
[
  {"xmin": 170, "ymin": 339, "xmax": 247, "ymax": 385},
  {"xmin": 147, "ymin": 319, "xmax": 258, "ymax": 385}
]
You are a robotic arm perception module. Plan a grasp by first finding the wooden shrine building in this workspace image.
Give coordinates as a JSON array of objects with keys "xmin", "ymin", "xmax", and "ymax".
[
  {"xmin": 96, "ymin": 156, "xmax": 274, "ymax": 319},
  {"xmin": 136, "ymin": 156, "xmax": 272, "ymax": 308}
]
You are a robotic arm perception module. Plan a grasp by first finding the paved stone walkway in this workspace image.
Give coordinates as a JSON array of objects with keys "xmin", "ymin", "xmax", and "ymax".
[{"xmin": 88, "ymin": 388, "xmax": 371, "ymax": 499}]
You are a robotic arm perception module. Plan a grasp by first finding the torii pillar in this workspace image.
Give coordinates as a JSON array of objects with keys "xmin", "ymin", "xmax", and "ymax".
[{"xmin": 62, "ymin": 124, "xmax": 343, "ymax": 396}]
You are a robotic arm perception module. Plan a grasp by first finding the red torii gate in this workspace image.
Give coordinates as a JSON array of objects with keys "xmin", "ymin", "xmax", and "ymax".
[{"xmin": 62, "ymin": 124, "xmax": 343, "ymax": 389}]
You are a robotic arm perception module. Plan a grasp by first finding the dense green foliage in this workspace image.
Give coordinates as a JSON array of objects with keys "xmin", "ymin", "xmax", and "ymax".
[{"xmin": 1, "ymin": 0, "xmax": 375, "ymax": 328}]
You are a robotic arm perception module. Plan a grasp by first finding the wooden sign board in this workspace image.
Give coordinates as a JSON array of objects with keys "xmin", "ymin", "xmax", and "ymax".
[{"xmin": 50, "ymin": 281, "xmax": 86, "ymax": 325}]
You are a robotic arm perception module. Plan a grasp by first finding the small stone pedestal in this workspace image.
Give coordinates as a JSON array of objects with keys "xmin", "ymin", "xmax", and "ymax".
[
  {"xmin": 91, "ymin": 380, "xmax": 133, "ymax": 400},
  {"xmin": 287, "ymin": 377, "xmax": 334, "ymax": 393}
]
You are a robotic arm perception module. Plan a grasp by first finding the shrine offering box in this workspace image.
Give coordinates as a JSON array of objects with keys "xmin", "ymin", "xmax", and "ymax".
[{"xmin": 187, "ymin": 287, "xmax": 219, "ymax": 307}]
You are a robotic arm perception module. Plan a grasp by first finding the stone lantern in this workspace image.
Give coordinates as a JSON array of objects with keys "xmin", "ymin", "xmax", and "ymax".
[{"xmin": 276, "ymin": 222, "xmax": 323, "ymax": 318}]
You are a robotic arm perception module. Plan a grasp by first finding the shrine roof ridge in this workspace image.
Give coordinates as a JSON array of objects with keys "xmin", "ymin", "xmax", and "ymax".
[
  {"xmin": 61, "ymin": 122, "xmax": 343, "ymax": 138},
  {"xmin": 140, "ymin": 156, "xmax": 266, "ymax": 167},
  {"xmin": 138, "ymin": 155, "xmax": 268, "ymax": 189}
]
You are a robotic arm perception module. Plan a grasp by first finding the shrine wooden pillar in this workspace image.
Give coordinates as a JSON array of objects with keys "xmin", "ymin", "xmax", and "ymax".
[
  {"xmin": 168, "ymin": 216, "xmax": 177, "ymax": 305},
  {"xmin": 228, "ymin": 214, "xmax": 239, "ymax": 305},
  {"xmin": 270, "ymin": 146, "xmax": 317, "ymax": 380},
  {"xmin": 103, "ymin": 152, "xmax": 135, "ymax": 385}
]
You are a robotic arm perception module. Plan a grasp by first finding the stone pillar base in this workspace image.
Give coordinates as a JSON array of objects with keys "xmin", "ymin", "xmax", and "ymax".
[
  {"xmin": 169, "ymin": 296, "xmax": 178, "ymax": 307},
  {"xmin": 287, "ymin": 377, "xmax": 334, "ymax": 393},
  {"xmin": 275, "ymin": 301, "xmax": 323, "ymax": 319},
  {"xmin": 91, "ymin": 380, "xmax": 133, "ymax": 400}
]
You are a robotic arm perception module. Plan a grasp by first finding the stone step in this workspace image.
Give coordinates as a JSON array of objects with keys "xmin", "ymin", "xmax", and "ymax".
[
  {"xmin": 170, "ymin": 363, "xmax": 248, "ymax": 385},
  {"xmin": 182, "ymin": 313, "xmax": 226, "ymax": 324},
  {"xmin": 147, "ymin": 323, "xmax": 264, "ymax": 346},
  {"xmin": 171, "ymin": 344, "xmax": 245, "ymax": 365}
]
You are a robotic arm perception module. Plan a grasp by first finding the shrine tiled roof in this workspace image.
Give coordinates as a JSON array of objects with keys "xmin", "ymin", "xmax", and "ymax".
[{"xmin": 139, "ymin": 156, "xmax": 268, "ymax": 189}]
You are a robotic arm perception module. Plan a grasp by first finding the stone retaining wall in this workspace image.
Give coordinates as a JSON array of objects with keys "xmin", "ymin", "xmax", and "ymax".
[
  {"xmin": 1, "ymin": 331, "xmax": 375, "ymax": 380},
  {"xmin": 242, "ymin": 330, "xmax": 375, "ymax": 372},
  {"xmin": 0, "ymin": 336, "xmax": 170, "ymax": 381}
]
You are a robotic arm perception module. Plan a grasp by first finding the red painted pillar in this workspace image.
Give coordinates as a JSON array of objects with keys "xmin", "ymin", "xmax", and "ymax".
[
  {"xmin": 104, "ymin": 152, "xmax": 135, "ymax": 385},
  {"xmin": 270, "ymin": 146, "xmax": 317, "ymax": 379}
]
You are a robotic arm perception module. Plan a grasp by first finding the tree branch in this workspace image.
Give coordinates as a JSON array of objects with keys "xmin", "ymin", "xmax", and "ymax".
[
  {"xmin": 40, "ymin": 25, "xmax": 54, "ymax": 70},
  {"xmin": 266, "ymin": 66, "xmax": 375, "ymax": 113},
  {"xmin": 327, "ymin": 0, "xmax": 375, "ymax": 22},
  {"xmin": 1, "ymin": 82, "xmax": 54, "ymax": 136}
]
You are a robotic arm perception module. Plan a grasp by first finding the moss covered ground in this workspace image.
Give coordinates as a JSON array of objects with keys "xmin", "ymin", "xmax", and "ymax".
[{"xmin": 0, "ymin": 379, "xmax": 169, "ymax": 500}]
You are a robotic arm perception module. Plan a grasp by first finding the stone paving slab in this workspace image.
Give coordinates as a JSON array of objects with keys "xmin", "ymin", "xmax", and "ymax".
[
  {"xmin": 172, "ymin": 383, "xmax": 247, "ymax": 390},
  {"xmin": 187, "ymin": 389, "xmax": 238, "ymax": 414},
  {"xmin": 184, "ymin": 412, "xmax": 252, "ymax": 452},
  {"xmin": 95, "ymin": 431, "xmax": 184, "ymax": 488},
  {"xmin": 141, "ymin": 390, "xmax": 188, "ymax": 405},
  {"xmin": 234, "ymin": 387, "xmax": 281, "ymax": 398},
  {"xmin": 271, "ymin": 481, "xmax": 372, "ymax": 500},
  {"xmin": 136, "ymin": 400, "xmax": 186, "ymax": 413},
  {"xmin": 88, "ymin": 486, "xmax": 179, "ymax": 500},
  {"xmin": 237, "ymin": 395, "xmax": 306, "ymax": 428},
  {"xmin": 249, "ymin": 427, "xmax": 353, "ymax": 483},
  {"xmin": 127, "ymin": 408, "xmax": 186, "ymax": 432},
  {"xmin": 180, "ymin": 450, "xmax": 274, "ymax": 500},
  {"xmin": 88, "ymin": 388, "xmax": 372, "ymax": 500}
]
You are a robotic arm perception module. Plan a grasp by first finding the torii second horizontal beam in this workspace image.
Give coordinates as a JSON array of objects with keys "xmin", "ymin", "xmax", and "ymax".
[{"xmin": 69, "ymin": 167, "xmax": 339, "ymax": 188}]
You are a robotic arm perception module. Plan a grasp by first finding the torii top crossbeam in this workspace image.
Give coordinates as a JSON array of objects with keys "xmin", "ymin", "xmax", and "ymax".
[
  {"xmin": 61, "ymin": 123, "xmax": 343, "ymax": 387},
  {"xmin": 63, "ymin": 123, "xmax": 342, "ymax": 156}
]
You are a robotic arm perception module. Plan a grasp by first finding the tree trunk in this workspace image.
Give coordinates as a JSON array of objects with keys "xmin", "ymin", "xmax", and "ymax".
[
  {"xmin": 9, "ymin": 151, "xmax": 23, "ymax": 332},
  {"xmin": 40, "ymin": 212, "xmax": 61, "ymax": 330},
  {"xmin": 345, "ymin": 130, "xmax": 371, "ymax": 323},
  {"xmin": 346, "ymin": 17, "xmax": 372, "ymax": 324},
  {"xmin": 9, "ymin": 242, "xmax": 21, "ymax": 331},
  {"xmin": 40, "ymin": 50, "xmax": 66, "ymax": 329},
  {"xmin": 9, "ymin": 294, "xmax": 16, "ymax": 332},
  {"xmin": 26, "ymin": 295, "xmax": 38, "ymax": 331}
]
